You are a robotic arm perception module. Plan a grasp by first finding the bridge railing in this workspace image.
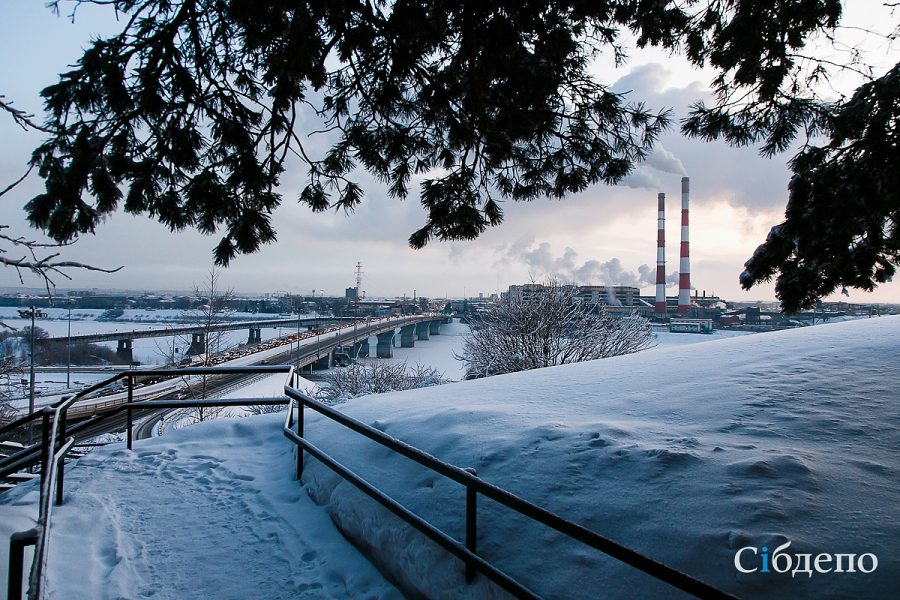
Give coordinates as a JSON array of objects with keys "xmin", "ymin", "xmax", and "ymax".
[
  {"xmin": 282, "ymin": 383, "xmax": 738, "ymax": 600},
  {"xmin": 4, "ymin": 365, "xmax": 293, "ymax": 600}
]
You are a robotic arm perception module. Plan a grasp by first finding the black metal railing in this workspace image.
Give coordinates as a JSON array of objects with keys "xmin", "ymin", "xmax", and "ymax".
[
  {"xmin": 5, "ymin": 365, "xmax": 292, "ymax": 600},
  {"xmin": 5, "ymin": 358, "xmax": 737, "ymax": 600},
  {"xmin": 282, "ymin": 383, "xmax": 738, "ymax": 600}
]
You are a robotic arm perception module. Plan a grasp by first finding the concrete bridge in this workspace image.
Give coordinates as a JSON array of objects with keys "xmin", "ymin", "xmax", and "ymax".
[
  {"xmin": 34, "ymin": 316, "xmax": 362, "ymax": 363},
  {"xmin": 290, "ymin": 315, "xmax": 450, "ymax": 371}
]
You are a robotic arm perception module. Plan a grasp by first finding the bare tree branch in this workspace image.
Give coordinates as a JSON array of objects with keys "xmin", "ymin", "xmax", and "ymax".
[
  {"xmin": 0, "ymin": 95, "xmax": 58, "ymax": 134},
  {"xmin": 0, "ymin": 164, "xmax": 35, "ymax": 199},
  {"xmin": 0, "ymin": 226, "xmax": 123, "ymax": 300}
]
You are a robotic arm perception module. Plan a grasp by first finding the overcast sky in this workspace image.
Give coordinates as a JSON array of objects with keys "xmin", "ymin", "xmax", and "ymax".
[{"xmin": 1, "ymin": 2, "xmax": 898, "ymax": 303}]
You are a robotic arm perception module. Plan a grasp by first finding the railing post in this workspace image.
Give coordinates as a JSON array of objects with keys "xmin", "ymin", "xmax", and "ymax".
[
  {"xmin": 39, "ymin": 409, "xmax": 51, "ymax": 489},
  {"xmin": 464, "ymin": 468, "xmax": 478, "ymax": 583},
  {"xmin": 126, "ymin": 374, "xmax": 134, "ymax": 450},
  {"xmin": 7, "ymin": 530, "xmax": 36, "ymax": 600},
  {"xmin": 296, "ymin": 399, "xmax": 304, "ymax": 480},
  {"xmin": 56, "ymin": 405, "xmax": 68, "ymax": 506}
]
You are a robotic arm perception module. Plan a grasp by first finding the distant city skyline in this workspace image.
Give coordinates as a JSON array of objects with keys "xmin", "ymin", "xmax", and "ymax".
[{"xmin": 2, "ymin": 3, "xmax": 899, "ymax": 304}]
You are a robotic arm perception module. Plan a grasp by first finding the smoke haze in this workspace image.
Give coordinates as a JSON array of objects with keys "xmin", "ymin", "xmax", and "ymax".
[{"xmin": 497, "ymin": 237, "xmax": 679, "ymax": 288}]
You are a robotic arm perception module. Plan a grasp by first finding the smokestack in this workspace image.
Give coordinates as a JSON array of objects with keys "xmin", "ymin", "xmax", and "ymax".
[
  {"xmin": 655, "ymin": 192, "xmax": 667, "ymax": 315},
  {"xmin": 678, "ymin": 177, "xmax": 691, "ymax": 315}
]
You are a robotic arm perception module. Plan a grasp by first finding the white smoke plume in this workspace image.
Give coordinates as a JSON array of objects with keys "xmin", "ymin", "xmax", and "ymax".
[
  {"xmin": 496, "ymin": 238, "xmax": 679, "ymax": 288},
  {"xmin": 618, "ymin": 143, "xmax": 687, "ymax": 190},
  {"xmin": 645, "ymin": 144, "xmax": 688, "ymax": 176},
  {"xmin": 619, "ymin": 168, "xmax": 663, "ymax": 190}
]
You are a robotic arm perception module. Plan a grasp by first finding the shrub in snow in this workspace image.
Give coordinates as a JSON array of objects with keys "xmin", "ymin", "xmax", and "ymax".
[
  {"xmin": 459, "ymin": 280, "xmax": 653, "ymax": 378},
  {"xmin": 315, "ymin": 361, "xmax": 446, "ymax": 404}
]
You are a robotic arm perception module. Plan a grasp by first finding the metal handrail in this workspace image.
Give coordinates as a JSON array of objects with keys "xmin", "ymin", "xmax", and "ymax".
[
  {"xmin": 4, "ymin": 350, "xmax": 733, "ymax": 600},
  {"xmin": 282, "ymin": 383, "xmax": 738, "ymax": 600},
  {"xmin": 0, "ymin": 365, "xmax": 294, "ymax": 474},
  {"xmin": 0, "ymin": 373, "xmax": 122, "ymax": 439},
  {"xmin": 6, "ymin": 365, "xmax": 292, "ymax": 600}
]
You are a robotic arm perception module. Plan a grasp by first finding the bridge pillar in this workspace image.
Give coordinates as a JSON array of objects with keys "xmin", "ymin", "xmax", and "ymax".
[
  {"xmin": 429, "ymin": 320, "xmax": 441, "ymax": 335},
  {"xmin": 353, "ymin": 340, "xmax": 370, "ymax": 358},
  {"xmin": 400, "ymin": 324, "xmax": 416, "ymax": 348},
  {"xmin": 248, "ymin": 326, "xmax": 261, "ymax": 344},
  {"xmin": 312, "ymin": 353, "xmax": 332, "ymax": 370},
  {"xmin": 332, "ymin": 348, "xmax": 352, "ymax": 367},
  {"xmin": 376, "ymin": 331, "xmax": 395, "ymax": 358},
  {"xmin": 187, "ymin": 332, "xmax": 206, "ymax": 355},
  {"xmin": 416, "ymin": 321, "xmax": 430, "ymax": 341},
  {"xmin": 116, "ymin": 339, "xmax": 133, "ymax": 364}
]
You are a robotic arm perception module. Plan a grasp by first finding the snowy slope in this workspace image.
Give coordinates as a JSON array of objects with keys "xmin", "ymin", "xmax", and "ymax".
[
  {"xmin": 1, "ymin": 317, "xmax": 897, "ymax": 599},
  {"xmin": 301, "ymin": 316, "xmax": 899, "ymax": 599}
]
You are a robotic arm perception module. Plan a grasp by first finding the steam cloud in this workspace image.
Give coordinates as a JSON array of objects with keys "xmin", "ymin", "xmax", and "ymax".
[
  {"xmin": 497, "ymin": 237, "xmax": 678, "ymax": 288},
  {"xmin": 619, "ymin": 143, "xmax": 688, "ymax": 191}
]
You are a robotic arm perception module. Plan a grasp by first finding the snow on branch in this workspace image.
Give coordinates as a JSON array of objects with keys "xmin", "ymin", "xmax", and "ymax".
[
  {"xmin": 315, "ymin": 361, "xmax": 446, "ymax": 404},
  {"xmin": 459, "ymin": 280, "xmax": 654, "ymax": 379},
  {"xmin": 0, "ymin": 225, "xmax": 123, "ymax": 299}
]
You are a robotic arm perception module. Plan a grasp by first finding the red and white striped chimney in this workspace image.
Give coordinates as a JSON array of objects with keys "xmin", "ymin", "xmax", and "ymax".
[
  {"xmin": 678, "ymin": 177, "xmax": 691, "ymax": 315},
  {"xmin": 655, "ymin": 192, "xmax": 667, "ymax": 315}
]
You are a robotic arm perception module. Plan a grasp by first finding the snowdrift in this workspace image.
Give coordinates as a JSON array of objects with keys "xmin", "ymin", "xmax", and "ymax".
[
  {"xmin": 2, "ymin": 316, "xmax": 897, "ymax": 599},
  {"xmin": 303, "ymin": 316, "xmax": 900, "ymax": 599}
]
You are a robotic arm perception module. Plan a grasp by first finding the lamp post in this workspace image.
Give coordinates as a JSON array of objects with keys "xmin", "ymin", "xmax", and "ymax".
[
  {"xmin": 25, "ymin": 306, "xmax": 36, "ymax": 445},
  {"xmin": 66, "ymin": 299, "xmax": 74, "ymax": 388}
]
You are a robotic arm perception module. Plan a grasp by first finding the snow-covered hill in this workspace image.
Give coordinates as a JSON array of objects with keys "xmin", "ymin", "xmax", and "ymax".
[
  {"xmin": 1, "ymin": 316, "xmax": 897, "ymax": 599},
  {"xmin": 305, "ymin": 316, "xmax": 899, "ymax": 599}
]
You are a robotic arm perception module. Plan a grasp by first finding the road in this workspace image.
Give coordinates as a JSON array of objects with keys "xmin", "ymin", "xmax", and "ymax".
[{"xmin": 68, "ymin": 314, "xmax": 444, "ymax": 442}]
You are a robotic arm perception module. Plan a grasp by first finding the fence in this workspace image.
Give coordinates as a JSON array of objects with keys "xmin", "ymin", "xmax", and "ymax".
[
  {"xmin": 3, "ymin": 365, "xmax": 292, "ymax": 600},
  {"xmin": 282, "ymin": 383, "xmax": 738, "ymax": 600},
  {"xmin": 4, "ymin": 364, "xmax": 737, "ymax": 600}
]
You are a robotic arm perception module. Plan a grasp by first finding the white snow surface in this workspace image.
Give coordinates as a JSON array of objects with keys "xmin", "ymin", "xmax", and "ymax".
[
  {"xmin": 301, "ymin": 316, "xmax": 899, "ymax": 599},
  {"xmin": 1, "ymin": 316, "xmax": 898, "ymax": 599},
  {"xmin": 0, "ymin": 415, "xmax": 402, "ymax": 600}
]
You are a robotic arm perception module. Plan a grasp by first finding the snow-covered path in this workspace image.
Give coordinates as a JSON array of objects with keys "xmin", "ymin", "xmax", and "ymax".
[{"xmin": 1, "ymin": 415, "xmax": 401, "ymax": 600}]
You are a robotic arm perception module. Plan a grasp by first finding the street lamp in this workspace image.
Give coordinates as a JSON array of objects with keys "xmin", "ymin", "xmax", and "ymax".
[
  {"xmin": 296, "ymin": 309, "xmax": 301, "ymax": 365},
  {"xmin": 24, "ymin": 306, "xmax": 37, "ymax": 444},
  {"xmin": 66, "ymin": 298, "xmax": 75, "ymax": 388}
]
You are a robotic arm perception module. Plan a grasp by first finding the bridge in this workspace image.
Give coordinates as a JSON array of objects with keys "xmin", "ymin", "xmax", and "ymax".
[
  {"xmin": 34, "ymin": 316, "xmax": 367, "ymax": 363},
  {"xmin": 15, "ymin": 314, "xmax": 451, "ymax": 419},
  {"xmin": 292, "ymin": 314, "xmax": 449, "ymax": 371}
]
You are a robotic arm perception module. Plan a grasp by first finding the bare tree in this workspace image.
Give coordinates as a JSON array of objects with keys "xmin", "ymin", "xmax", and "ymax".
[
  {"xmin": 0, "ymin": 354, "xmax": 22, "ymax": 426},
  {"xmin": 459, "ymin": 280, "xmax": 654, "ymax": 379},
  {"xmin": 180, "ymin": 267, "xmax": 234, "ymax": 422},
  {"xmin": 315, "ymin": 361, "xmax": 445, "ymax": 405},
  {"xmin": 243, "ymin": 402, "xmax": 288, "ymax": 416}
]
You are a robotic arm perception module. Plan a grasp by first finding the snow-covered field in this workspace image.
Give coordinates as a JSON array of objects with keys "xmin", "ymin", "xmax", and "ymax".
[{"xmin": 2, "ymin": 316, "xmax": 897, "ymax": 599}]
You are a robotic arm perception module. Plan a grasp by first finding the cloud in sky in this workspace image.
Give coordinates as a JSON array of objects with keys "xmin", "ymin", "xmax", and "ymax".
[{"xmin": 1, "ymin": 7, "xmax": 898, "ymax": 303}]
